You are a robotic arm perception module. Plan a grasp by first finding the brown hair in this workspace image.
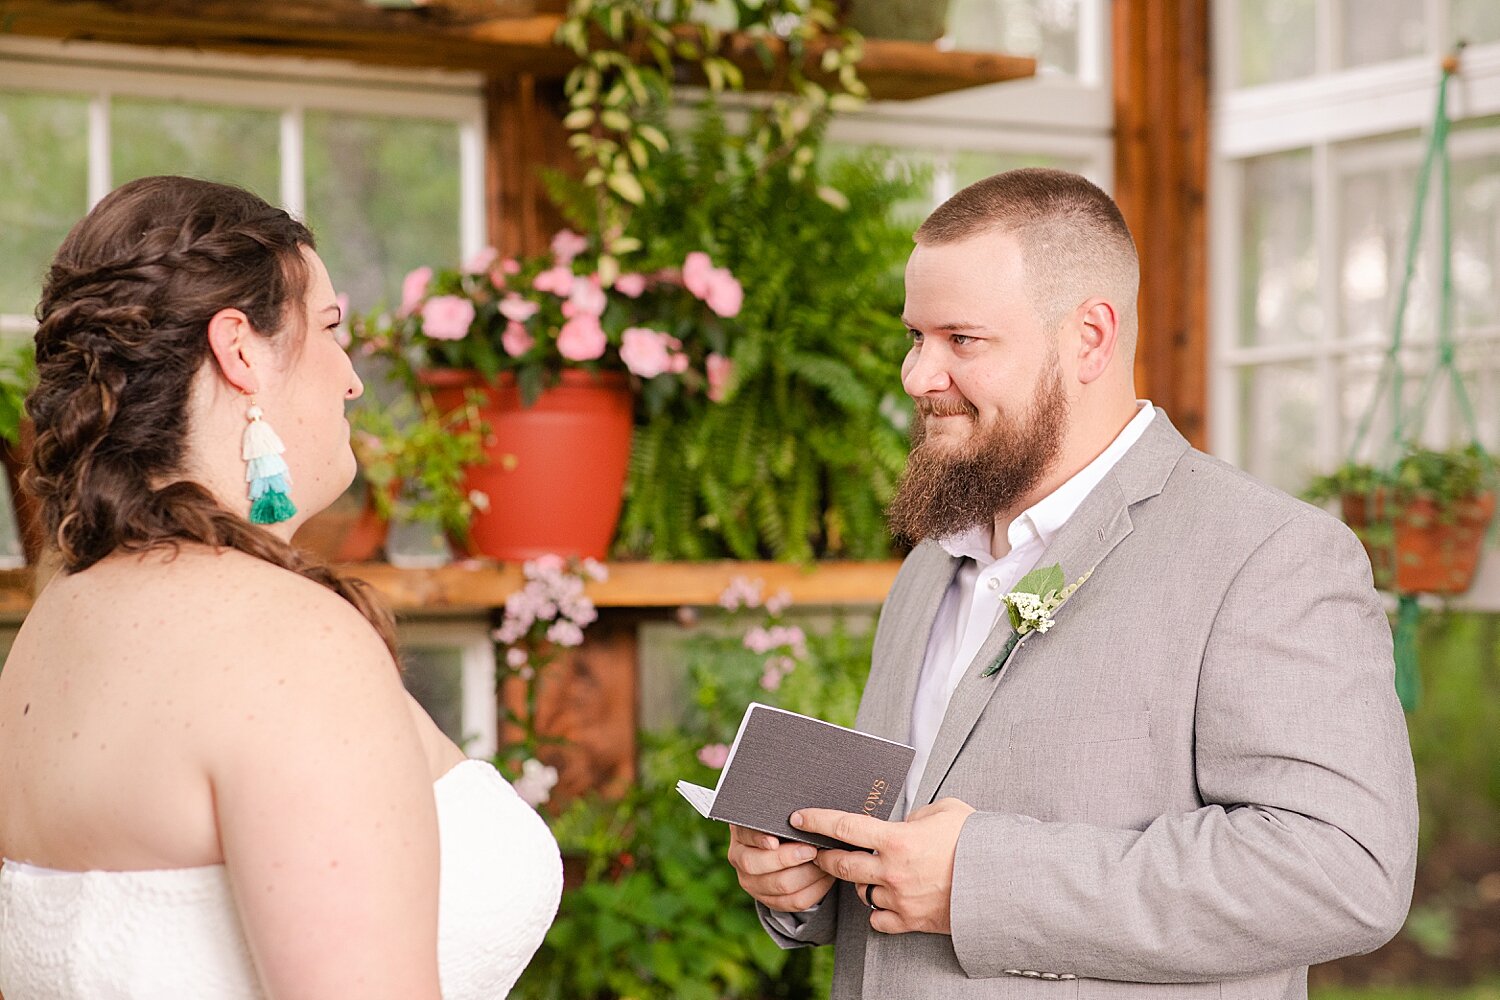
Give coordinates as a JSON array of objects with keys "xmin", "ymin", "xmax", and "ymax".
[
  {"xmin": 915, "ymin": 167, "xmax": 1140, "ymax": 345},
  {"xmin": 24, "ymin": 175, "xmax": 398, "ymax": 661}
]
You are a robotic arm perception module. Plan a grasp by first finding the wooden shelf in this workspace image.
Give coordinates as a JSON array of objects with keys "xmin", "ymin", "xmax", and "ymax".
[
  {"xmin": 0, "ymin": 560, "xmax": 900, "ymax": 618},
  {"xmin": 0, "ymin": 1, "xmax": 1035, "ymax": 100}
]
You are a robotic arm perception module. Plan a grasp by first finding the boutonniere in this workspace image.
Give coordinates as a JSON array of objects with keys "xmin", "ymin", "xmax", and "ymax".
[{"xmin": 981, "ymin": 563, "xmax": 1094, "ymax": 677}]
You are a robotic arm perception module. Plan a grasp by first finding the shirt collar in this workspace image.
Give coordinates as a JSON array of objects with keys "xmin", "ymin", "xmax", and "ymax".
[{"xmin": 936, "ymin": 401, "xmax": 1157, "ymax": 564}]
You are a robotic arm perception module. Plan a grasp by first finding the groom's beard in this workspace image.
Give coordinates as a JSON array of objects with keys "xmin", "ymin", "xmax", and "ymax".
[{"xmin": 886, "ymin": 358, "xmax": 1068, "ymax": 544}]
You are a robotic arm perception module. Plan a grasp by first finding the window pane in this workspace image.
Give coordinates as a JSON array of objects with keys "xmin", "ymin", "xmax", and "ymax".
[
  {"xmin": 401, "ymin": 645, "xmax": 467, "ymax": 747},
  {"xmin": 111, "ymin": 97, "xmax": 280, "ymax": 202},
  {"xmin": 1239, "ymin": 150, "xmax": 1317, "ymax": 347},
  {"xmin": 946, "ymin": 0, "xmax": 1080, "ymax": 76},
  {"xmin": 951, "ymin": 149, "xmax": 1087, "ymax": 189},
  {"xmin": 1236, "ymin": 0, "xmax": 1315, "ymax": 86},
  {"xmin": 1453, "ymin": 0, "xmax": 1500, "ymax": 46},
  {"xmin": 1238, "ymin": 363, "xmax": 1319, "ymax": 494},
  {"xmin": 0, "ymin": 90, "xmax": 88, "ymax": 315},
  {"xmin": 1337, "ymin": 133, "xmax": 1431, "ymax": 348},
  {"xmin": 1338, "ymin": 0, "xmax": 1424, "ymax": 69},
  {"xmin": 1340, "ymin": 351, "xmax": 1436, "ymax": 462},
  {"xmin": 1451, "ymin": 118, "xmax": 1500, "ymax": 333},
  {"xmin": 303, "ymin": 111, "xmax": 461, "ymax": 316}
]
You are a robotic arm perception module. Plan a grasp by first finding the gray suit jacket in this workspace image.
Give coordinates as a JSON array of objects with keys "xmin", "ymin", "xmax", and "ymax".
[{"xmin": 760, "ymin": 414, "xmax": 1418, "ymax": 1000}]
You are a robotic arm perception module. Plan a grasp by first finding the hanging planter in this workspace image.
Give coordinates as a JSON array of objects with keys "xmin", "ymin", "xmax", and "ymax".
[
  {"xmin": 423, "ymin": 369, "xmax": 633, "ymax": 562},
  {"xmin": 1339, "ymin": 486, "xmax": 1495, "ymax": 595}
]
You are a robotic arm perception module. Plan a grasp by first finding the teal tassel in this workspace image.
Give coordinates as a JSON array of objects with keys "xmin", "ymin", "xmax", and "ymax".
[
  {"xmin": 249, "ymin": 472, "xmax": 292, "ymax": 500},
  {"xmin": 1393, "ymin": 593, "xmax": 1422, "ymax": 712},
  {"xmin": 250, "ymin": 489, "xmax": 297, "ymax": 525}
]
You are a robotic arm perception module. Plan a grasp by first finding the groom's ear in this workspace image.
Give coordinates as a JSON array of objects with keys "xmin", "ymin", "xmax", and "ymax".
[{"xmin": 1074, "ymin": 298, "xmax": 1121, "ymax": 385}]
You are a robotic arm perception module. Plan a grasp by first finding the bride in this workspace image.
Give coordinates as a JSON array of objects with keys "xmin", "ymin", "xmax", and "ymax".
[{"xmin": 0, "ymin": 175, "xmax": 560, "ymax": 999}]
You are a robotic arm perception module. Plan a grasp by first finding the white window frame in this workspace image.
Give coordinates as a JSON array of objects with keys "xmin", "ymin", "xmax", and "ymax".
[
  {"xmin": 397, "ymin": 620, "xmax": 499, "ymax": 759},
  {"xmin": 0, "ymin": 36, "xmax": 487, "ymax": 330},
  {"xmin": 1211, "ymin": 3, "xmax": 1500, "ymax": 609}
]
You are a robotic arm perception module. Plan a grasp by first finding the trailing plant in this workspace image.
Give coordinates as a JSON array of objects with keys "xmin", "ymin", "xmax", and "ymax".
[
  {"xmin": 348, "ymin": 390, "xmax": 487, "ymax": 542},
  {"xmin": 0, "ymin": 340, "xmax": 36, "ymax": 448},
  {"xmin": 553, "ymin": 0, "xmax": 866, "ymax": 276},
  {"xmin": 511, "ymin": 577, "xmax": 871, "ymax": 1000},
  {"xmin": 563, "ymin": 109, "xmax": 920, "ymax": 561},
  {"xmin": 1303, "ymin": 444, "xmax": 1496, "ymax": 510}
]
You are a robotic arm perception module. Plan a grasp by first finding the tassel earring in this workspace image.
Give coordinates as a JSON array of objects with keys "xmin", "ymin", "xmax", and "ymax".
[{"xmin": 243, "ymin": 400, "xmax": 297, "ymax": 525}]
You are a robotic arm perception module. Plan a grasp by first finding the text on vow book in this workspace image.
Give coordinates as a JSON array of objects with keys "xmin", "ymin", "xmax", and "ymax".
[{"xmin": 675, "ymin": 703, "xmax": 915, "ymax": 850}]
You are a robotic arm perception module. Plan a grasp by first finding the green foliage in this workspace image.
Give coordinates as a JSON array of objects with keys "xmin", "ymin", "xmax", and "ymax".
[
  {"xmin": 1304, "ymin": 444, "xmax": 1497, "ymax": 508},
  {"xmin": 604, "ymin": 110, "xmax": 919, "ymax": 561},
  {"xmin": 348, "ymin": 390, "xmax": 486, "ymax": 541},
  {"xmin": 0, "ymin": 340, "xmax": 36, "ymax": 447},
  {"xmin": 513, "ymin": 596, "xmax": 873, "ymax": 1000}
]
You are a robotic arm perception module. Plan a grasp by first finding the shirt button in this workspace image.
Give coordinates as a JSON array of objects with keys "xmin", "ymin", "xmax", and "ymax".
[{"xmin": 987, "ymin": 578, "xmax": 1001, "ymax": 591}]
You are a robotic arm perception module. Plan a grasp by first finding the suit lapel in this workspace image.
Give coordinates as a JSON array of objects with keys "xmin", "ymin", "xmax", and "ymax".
[
  {"xmin": 858, "ymin": 542, "xmax": 960, "ymax": 743},
  {"xmin": 907, "ymin": 412, "xmax": 1192, "ymax": 809}
]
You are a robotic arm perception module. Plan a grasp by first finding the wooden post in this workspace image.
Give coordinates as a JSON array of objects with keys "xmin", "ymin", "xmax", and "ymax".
[
  {"xmin": 1113, "ymin": 0, "xmax": 1210, "ymax": 450},
  {"xmin": 484, "ymin": 73, "xmax": 577, "ymax": 258}
]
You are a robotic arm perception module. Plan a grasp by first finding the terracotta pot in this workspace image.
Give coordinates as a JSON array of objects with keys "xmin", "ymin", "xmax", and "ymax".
[
  {"xmin": 1341, "ymin": 489, "xmax": 1495, "ymax": 595},
  {"xmin": 295, "ymin": 482, "xmax": 390, "ymax": 564},
  {"xmin": 423, "ymin": 369, "xmax": 633, "ymax": 561}
]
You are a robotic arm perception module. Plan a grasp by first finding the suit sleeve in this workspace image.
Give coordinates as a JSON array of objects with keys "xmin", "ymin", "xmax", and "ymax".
[
  {"xmin": 755, "ymin": 888, "xmax": 839, "ymax": 949},
  {"xmin": 948, "ymin": 509, "xmax": 1419, "ymax": 982}
]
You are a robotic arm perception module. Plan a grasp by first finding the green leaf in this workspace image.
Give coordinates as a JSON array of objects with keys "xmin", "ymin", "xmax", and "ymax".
[
  {"xmin": 1012, "ymin": 563, "xmax": 1065, "ymax": 598},
  {"xmin": 606, "ymin": 172, "xmax": 646, "ymax": 204}
]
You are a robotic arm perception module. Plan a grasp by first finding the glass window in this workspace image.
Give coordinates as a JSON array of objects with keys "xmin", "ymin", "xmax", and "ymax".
[
  {"xmin": 946, "ymin": 0, "xmax": 1081, "ymax": 76},
  {"xmin": 1235, "ymin": 0, "xmax": 1316, "ymax": 87},
  {"xmin": 1338, "ymin": 0, "xmax": 1426, "ymax": 69},
  {"xmin": 111, "ymin": 97, "xmax": 280, "ymax": 202},
  {"xmin": 1238, "ymin": 363, "xmax": 1319, "ymax": 494},
  {"xmin": 0, "ymin": 90, "xmax": 89, "ymax": 316},
  {"xmin": 1452, "ymin": 0, "xmax": 1500, "ymax": 46},
  {"xmin": 303, "ymin": 111, "xmax": 462, "ymax": 315},
  {"xmin": 1239, "ymin": 150, "xmax": 1317, "ymax": 347}
]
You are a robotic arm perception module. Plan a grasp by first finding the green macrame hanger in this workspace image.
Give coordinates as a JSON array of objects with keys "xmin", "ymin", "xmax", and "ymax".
[{"xmin": 1345, "ymin": 44, "xmax": 1492, "ymax": 712}]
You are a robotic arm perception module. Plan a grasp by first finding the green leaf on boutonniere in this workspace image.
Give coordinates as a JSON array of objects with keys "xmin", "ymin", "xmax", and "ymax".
[{"xmin": 1011, "ymin": 563, "xmax": 1065, "ymax": 599}]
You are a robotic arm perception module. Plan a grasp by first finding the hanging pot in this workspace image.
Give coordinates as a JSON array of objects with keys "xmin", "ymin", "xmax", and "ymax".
[
  {"xmin": 1341, "ymin": 489, "xmax": 1495, "ymax": 594},
  {"xmin": 423, "ymin": 369, "xmax": 633, "ymax": 562}
]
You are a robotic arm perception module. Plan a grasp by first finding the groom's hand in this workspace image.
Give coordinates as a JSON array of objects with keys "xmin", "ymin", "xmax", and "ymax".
[
  {"xmin": 796, "ymin": 797, "xmax": 976, "ymax": 935},
  {"xmin": 727, "ymin": 825, "xmax": 836, "ymax": 913}
]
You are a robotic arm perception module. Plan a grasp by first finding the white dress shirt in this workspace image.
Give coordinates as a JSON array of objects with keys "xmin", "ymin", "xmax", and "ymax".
[{"xmin": 899, "ymin": 401, "xmax": 1156, "ymax": 816}]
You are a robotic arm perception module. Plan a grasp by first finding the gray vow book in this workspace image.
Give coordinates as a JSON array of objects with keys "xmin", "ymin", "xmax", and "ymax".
[{"xmin": 676, "ymin": 702, "xmax": 915, "ymax": 850}]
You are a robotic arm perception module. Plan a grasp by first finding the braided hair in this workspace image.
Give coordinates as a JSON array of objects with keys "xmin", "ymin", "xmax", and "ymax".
[{"xmin": 24, "ymin": 175, "xmax": 398, "ymax": 660}]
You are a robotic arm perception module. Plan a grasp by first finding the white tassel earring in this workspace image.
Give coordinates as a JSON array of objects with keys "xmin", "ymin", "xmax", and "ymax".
[{"xmin": 243, "ymin": 400, "xmax": 296, "ymax": 525}]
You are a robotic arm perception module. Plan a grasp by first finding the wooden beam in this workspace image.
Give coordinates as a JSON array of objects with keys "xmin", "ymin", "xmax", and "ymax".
[
  {"xmin": 1113, "ymin": 0, "xmax": 1210, "ymax": 450},
  {"xmin": 0, "ymin": 2, "xmax": 1034, "ymax": 100},
  {"xmin": 485, "ymin": 73, "xmax": 575, "ymax": 258}
]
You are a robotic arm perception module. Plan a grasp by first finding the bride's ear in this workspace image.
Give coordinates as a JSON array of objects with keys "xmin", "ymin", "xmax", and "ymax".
[{"xmin": 206, "ymin": 308, "xmax": 261, "ymax": 396}]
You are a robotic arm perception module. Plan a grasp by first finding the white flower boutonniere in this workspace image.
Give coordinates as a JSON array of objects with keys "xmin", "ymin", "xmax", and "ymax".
[{"xmin": 981, "ymin": 563, "xmax": 1094, "ymax": 677}]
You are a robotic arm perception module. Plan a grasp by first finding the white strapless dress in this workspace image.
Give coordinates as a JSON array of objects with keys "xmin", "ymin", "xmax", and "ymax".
[{"xmin": 0, "ymin": 759, "xmax": 561, "ymax": 999}]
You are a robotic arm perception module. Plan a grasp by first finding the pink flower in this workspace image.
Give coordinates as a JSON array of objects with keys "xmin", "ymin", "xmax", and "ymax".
[
  {"xmin": 399, "ymin": 266, "xmax": 432, "ymax": 317},
  {"xmin": 333, "ymin": 292, "xmax": 351, "ymax": 348},
  {"xmin": 620, "ymin": 327, "xmax": 676, "ymax": 379},
  {"xmin": 717, "ymin": 574, "xmax": 763, "ymax": 610},
  {"xmin": 529, "ymin": 553, "xmax": 566, "ymax": 577},
  {"xmin": 683, "ymin": 251, "xmax": 714, "ymax": 299},
  {"xmin": 614, "ymin": 272, "xmax": 647, "ymax": 298},
  {"xmin": 581, "ymin": 558, "xmax": 609, "ymax": 583},
  {"xmin": 547, "ymin": 620, "xmax": 585, "ymax": 647},
  {"xmin": 420, "ymin": 295, "xmax": 475, "ymax": 341},
  {"xmin": 513, "ymin": 758, "xmax": 558, "ymax": 807},
  {"xmin": 759, "ymin": 666, "xmax": 784, "ymax": 691},
  {"xmin": 704, "ymin": 269, "xmax": 744, "ymax": 318},
  {"xmin": 499, "ymin": 294, "xmax": 539, "ymax": 323},
  {"xmin": 562, "ymin": 276, "xmax": 607, "ymax": 318},
  {"xmin": 697, "ymin": 743, "xmax": 730, "ymax": 769},
  {"xmin": 501, "ymin": 321, "xmax": 534, "ymax": 357},
  {"xmin": 765, "ymin": 588, "xmax": 793, "ymax": 615},
  {"xmin": 557, "ymin": 314, "xmax": 607, "ymax": 361},
  {"xmin": 743, "ymin": 626, "xmax": 775, "ymax": 654},
  {"xmin": 464, "ymin": 246, "xmax": 499, "ymax": 275},
  {"xmin": 534, "ymin": 265, "xmax": 575, "ymax": 296},
  {"xmin": 551, "ymin": 229, "xmax": 590, "ymax": 264},
  {"xmin": 670, "ymin": 353, "xmax": 689, "ymax": 373},
  {"xmin": 707, "ymin": 353, "xmax": 733, "ymax": 402},
  {"xmin": 506, "ymin": 647, "xmax": 529, "ymax": 668}
]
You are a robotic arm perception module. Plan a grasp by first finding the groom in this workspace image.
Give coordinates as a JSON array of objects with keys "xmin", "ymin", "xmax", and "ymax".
[{"xmin": 727, "ymin": 168, "xmax": 1418, "ymax": 998}]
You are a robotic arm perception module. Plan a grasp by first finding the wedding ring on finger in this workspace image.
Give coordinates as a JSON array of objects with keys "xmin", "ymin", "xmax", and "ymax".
[{"xmin": 864, "ymin": 884, "xmax": 882, "ymax": 912}]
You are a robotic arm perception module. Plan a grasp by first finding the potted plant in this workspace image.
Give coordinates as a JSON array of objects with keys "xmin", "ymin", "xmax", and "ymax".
[
  {"xmin": 1304, "ymin": 443, "xmax": 1497, "ymax": 595},
  {"xmin": 0, "ymin": 340, "xmax": 40, "ymax": 564},
  {"xmin": 347, "ymin": 391, "xmax": 488, "ymax": 566},
  {"xmin": 351, "ymin": 239, "xmax": 742, "ymax": 562}
]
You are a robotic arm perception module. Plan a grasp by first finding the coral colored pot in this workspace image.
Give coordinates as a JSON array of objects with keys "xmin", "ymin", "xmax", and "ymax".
[
  {"xmin": 1341, "ymin": 489, "xmax": 1495, "ymax": 595},
  {"xmin": 422, "ymin": 369, "xmax": 633, "ymax": 561}
]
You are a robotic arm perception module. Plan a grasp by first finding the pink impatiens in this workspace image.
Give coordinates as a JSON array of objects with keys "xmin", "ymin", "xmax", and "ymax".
[
  {"xmin": 420, "ymin": 295, "xmax": 475, "ymax": 341},
  {"xmin": 681, "ymin": 251, "xmax": 744, "ymax": 318},
  {"xmin": 399, "ymin": 266, "xmax": 432, "ymax": 317},
  {"xmin": 620, "ymin": 327, "xmax": 689, "ymax": 379},
  {"xmin": 706, "ymin": 353, "xmax": 733, "ymax": 402},
  {"xmin": 557, "ymin": 314, "xmax": 607, "ymax": 361}
]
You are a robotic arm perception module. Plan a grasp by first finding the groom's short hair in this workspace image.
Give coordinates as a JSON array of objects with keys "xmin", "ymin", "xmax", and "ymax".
[{"xmin": 915, "ymin": 168, "xmax": 1140, "ymax": 351}]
